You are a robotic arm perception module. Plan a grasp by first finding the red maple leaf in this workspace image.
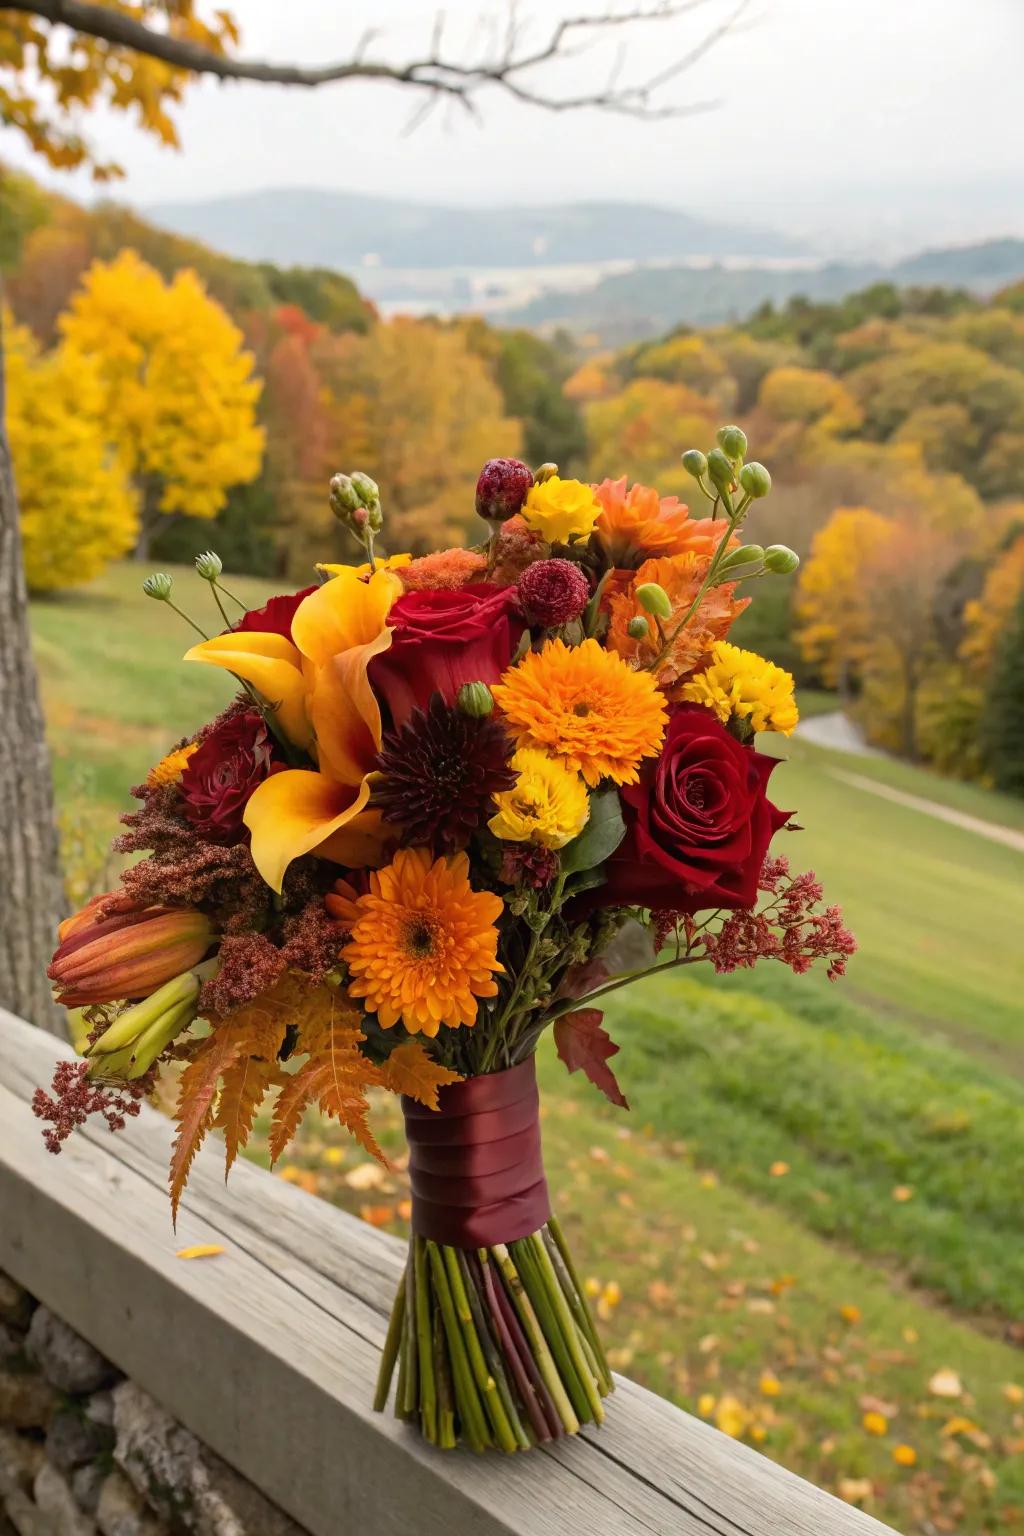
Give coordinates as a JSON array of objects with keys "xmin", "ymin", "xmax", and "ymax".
[{"xmin": 553, "ymin": 1009, "xmax": 628, "ymax": 1109}]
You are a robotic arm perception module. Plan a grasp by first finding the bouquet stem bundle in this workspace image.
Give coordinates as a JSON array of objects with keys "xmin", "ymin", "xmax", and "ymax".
[{"xmin": 375, "ymin": 1216, "xmax": 612, "ymax": 1450}]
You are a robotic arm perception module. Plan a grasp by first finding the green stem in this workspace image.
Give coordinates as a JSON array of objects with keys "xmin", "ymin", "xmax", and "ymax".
[
  {"xmin": 445, "ymin": 1248, "xmax": 518, "ymax": 1453},
  {"xmin": 213, "ymin": 578, "xmax": 249, "ymax": 614},
  {"xmin": 373, "ymin": 1271, "xmax": 406, "ymax": 1412},
  {"xmin": 546, "ymin": 1218, "xmax": 612, "ymax": 1394},
  {"xmin": 457, "ymin": 1251, "xmax": 531, "ymax": 1451},
  {"xmin": 401, "ymin": 1251, "xmax": 418, "ymax": 1418},
  {"xmin": 166, "ymin": 600, "xmax": 210, "ymax": 642},
  {"xmin": 433, "ymin": 1304, "xmax": 457, "ymax": 1450},
  {"xmin": 492, "ymin": 1244, "xmax": 579, "ymax": 1434},
  {"xmin": 511, "ymin": 1239, "xmax": 594, "ymax": 1426},
  {"xmin": 427, "ymin": 1242, "xmax": 490, "ymax": 1452},
  {"xmin": 530, "ymin": 1233, "xmax": 604, "ymax": 1423},
  {"xmin": 545, "ymin": 953, "xmax": 704, "ymax": 1022},
  {"xmin": 413, "ymin": 1237, "xmax": 437, "ymax": 1443}
]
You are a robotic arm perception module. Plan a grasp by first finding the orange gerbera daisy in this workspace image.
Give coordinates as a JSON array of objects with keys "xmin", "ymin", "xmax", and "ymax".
[
  {"xmin": 607, "ymin": 554, "xmax": 750, "ymax": 693},
  {"xmin": 335, "ymin": 848, "xmax": 504, "ymax": 1036},
  {"xmin": 592, "ymin": 476, "xmax": 732, "ymax": 568},
  {"xmin": 491, "ymin": 638, "xmax": 667, "ymax": 787}
]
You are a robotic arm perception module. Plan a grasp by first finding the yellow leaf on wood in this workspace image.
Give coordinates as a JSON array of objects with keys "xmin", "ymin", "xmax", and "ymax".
[{"xmin": 175, "ymin": 1245, "xmax": 225, "ymax": 1261}]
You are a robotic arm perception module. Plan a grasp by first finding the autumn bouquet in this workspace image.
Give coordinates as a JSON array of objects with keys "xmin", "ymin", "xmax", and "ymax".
[{"xmin": 37, "ymin": 429, "xmax": 854, "ymax": 1453}]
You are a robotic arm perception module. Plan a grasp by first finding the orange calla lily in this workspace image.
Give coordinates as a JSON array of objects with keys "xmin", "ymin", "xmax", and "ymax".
[{"xmin": 184, "ymin": 566, "xmax": 402, "ymax": 892}]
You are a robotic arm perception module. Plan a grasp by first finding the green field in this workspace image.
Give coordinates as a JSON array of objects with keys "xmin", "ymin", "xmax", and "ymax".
[{"xmin": 31, "ymin": 563, "xmax": 1024, "ymax": 1534}]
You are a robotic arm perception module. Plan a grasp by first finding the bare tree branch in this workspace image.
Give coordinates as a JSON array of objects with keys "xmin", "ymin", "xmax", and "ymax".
[{"xmin": 7, "ymin": 0, "xmax": 746, "ymax": 118}]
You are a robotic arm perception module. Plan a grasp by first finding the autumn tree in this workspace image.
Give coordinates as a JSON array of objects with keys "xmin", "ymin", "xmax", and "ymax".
[
  {"xmin": 796, "ymin": 506, "xmax": 893, "ymax": 697},
  {"xmin": 0, "ymin": 0, "xmax": 745, "ymax": 1028},
  {"xmin": 5, "ymin": 316, "xmax": 138, "ymax": 589},
  {"xmin": 59, "ymin": 250, "xmax": 263, "ymax": 554},
  {"xmin": 981, "ymin": 590, "xmax": 1024, "ymax": 796},
  {"xmin": 586, "ymin": 376, "xmax": 717, "ymax": 495}
]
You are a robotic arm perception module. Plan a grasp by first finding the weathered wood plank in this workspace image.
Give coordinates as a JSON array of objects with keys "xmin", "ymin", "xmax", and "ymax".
[{"xmin": 0, "ymin": 1007, "xmax": 900, "ymax": 1536}]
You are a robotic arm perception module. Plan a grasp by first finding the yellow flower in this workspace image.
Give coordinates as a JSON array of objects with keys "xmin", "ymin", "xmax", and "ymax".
[
  {"xmin": 892, "ymin": 1444, "xmax": 917, "ymax": 1467},
  {"xmin": 338, "ymin": 848, "xmax": 504, "ymax": 1036},
  {"xmin": 681, "ymin": 641, "xmax": 799, "ymax": 736},
  {"xmin": 488, "ymin": 748, "xmax": 590, "ymax": 849},
  {"xmin": 147, "ymin": 743, "xmax": 198, "ymax": 787},
  {"xmin": 521, "ymin": 476, "xmax": 601, "ymax": 544},
  {"xmin": 492, "ymin": 637, "xmax": 667, "ymax": 787},
  {"xmin": 317, "ymin": 554, "xmax": 413, "ymax": 579},
  {"xmin": 862, "ymin": 1411, "xmax": 888, "ymax": 1436}
]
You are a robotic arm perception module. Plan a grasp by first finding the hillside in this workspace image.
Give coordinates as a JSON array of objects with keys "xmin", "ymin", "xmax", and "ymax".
[
  {"xmin": 510, "ymin": 238, "xmax": 1024, "ymax": 343},
  {"xmin": 146, "ymin": 187, "xmax": 804, "ymax": 269}
]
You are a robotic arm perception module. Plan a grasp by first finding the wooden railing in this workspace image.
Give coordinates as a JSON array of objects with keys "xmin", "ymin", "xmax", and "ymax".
[{"xmin": 0, "ymin": 1007, "xmax": 899, "ymax": 1536}]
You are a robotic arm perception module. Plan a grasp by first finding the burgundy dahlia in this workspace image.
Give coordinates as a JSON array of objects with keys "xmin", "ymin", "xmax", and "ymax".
[
  {"xmin": 373, "ymin": 693, "xmax": 516, "ymax": 853},
  {"xmin": 475, "ymin": 457, "xmax": 534, "ymax": 524},
  {"xmin": 179, "ymin": 710, "xmax": 280, "ymax": 845},
  {"xmin": 517, "ymin": 558, "xmax": 590, "ymax": 628}
]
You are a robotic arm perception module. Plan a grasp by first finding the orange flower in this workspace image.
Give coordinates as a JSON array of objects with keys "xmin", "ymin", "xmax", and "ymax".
[
  {"xmin": 397, "ymin": 548, "xmax": 488, "ymax": 591},
  {"xmin": 592, "ymin": 476, "xmax": 732, "ymax": 568},
  {"xmin": 491, "ymin": 637, "xmax": 666, "ymax": 787},
  {"xmin": 184, "ymin": 566, "xmax": 401, "ymax": 892},
  {"xmin": 337, "ymin": 848, "xmax": 504, "ymax": 1036},
  {"xmin": 607, "ymin": 554, "xmax": 749, "ymax": 693},
  {"xmin": 147, "ymin": 743, "xmax": 198, "ymax": 787}
]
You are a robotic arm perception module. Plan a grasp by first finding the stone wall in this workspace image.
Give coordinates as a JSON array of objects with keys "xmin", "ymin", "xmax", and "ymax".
[{"xmin": 0, "ymin": 1272, "xmax": 306, "ymax": 1536}]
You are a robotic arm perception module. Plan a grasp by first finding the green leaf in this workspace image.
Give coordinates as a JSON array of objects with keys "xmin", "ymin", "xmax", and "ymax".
[{"xmin": 560, "ymin": 788, "xmax": 626, "ymax": 875}]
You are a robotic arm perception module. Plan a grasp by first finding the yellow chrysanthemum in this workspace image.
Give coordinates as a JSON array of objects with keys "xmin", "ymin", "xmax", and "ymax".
[
  {"xmin": 681, "ymin": 641, "xmax": 799, "ymax": 736},
  {"xmin": 488, "ymin": 748, "xmax": 590, "ymax": 849},
  {"xmin": 147, "ymin": 742, "xmax": 198, "ymax": 787},
  {"xmin": 339, "ymin": 848, "xmax": 504, "ymax": 1036},
  {"xmin": 520, "ymin": 476, "xmax": 601, "ymax": 544},
  {"xmin": 492, "ymin": 638, "xmax": 667, "ymax": 787}
]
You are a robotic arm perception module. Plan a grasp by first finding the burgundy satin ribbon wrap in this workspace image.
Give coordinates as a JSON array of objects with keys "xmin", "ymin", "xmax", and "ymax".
[{"xmin": 402, "ymin": 1057, "xmax": 551, "ymax": 1248}]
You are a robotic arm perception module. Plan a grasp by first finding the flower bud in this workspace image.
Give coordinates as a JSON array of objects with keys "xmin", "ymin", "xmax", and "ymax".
[
  {"xmin": 143, "ymin": 572, "xmax": 173, "ymax": 602},
  {"xmin": 350, "ymin": 471, "xmax": 380, "ymax": 508},
  {"xmin": 717, "ymin": 424, "xmax": 748, "ymax": 463},
  {"xmin": 194, "ymin": 550, "xmax": 223, "ymax": 581},
  {"xmin": 475, "ymin": 457, "xmax": 534, "ymax": 524},
  {"xmin": 627, "ymin": 615, "xmax": 650, "ymax": 640},
  {"xmin": 517, "ymin": 557, "xmax": 590, "ymax": 627},
  {"xmin": 48, "ymin": 897, "xmax": 215, "ymax": 1008},
  {"xmin": 721, "ymin": 543, "xmax": 765, "ymax": 571},
  {"xmin": 706, "ymin": 448, "xmax": 736, "ymax": 493},
  {"xmin": 457, "ymin": 681, "xmax": 495, "ymax": 718},
  {"xmin": 329, "ymin": 473, "xmax": 361, "ymax": 516},
  {"xmin": 681, "ymin": 448, "xmax": 708, "ymax": 480},
  {"xmin": 86, "ymin": 963, "xmax": 216, "ymax": 1080},
  {"xmin": 738, "ymin": 462, "xmax": 772, "ymax": 499},
  {"xmin": 764, "ymin": 544, "xmax": 800, "ymax": 575},
  {"xmin": 534, "ymin": 462, "xmax": 559, "ymax": 484},
  {"xmin": 634, "ymin": 582, "xmax": 672, "ymax": 619}
]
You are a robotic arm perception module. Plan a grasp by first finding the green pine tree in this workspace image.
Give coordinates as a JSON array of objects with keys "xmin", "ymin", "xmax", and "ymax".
[{"xmin": 981, "ymin": 589, "xmax": 1024, "ymax": 796}]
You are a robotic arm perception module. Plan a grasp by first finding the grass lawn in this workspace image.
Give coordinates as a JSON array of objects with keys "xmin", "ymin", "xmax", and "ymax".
[{"xmin": 30, "ymin": 562, "xmax": 1024, "ymax": 1534}]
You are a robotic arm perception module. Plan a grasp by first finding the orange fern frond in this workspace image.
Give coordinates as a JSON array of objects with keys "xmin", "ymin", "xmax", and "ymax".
[
  {"xmin": 268, "ymin": 984, "xmax": 385, "ymax": 1166},
  {"xmin": 170, "ymin": 1028, "xmax": 243, "ymax": 1226},
  {"xmin": 379, "ymin": 1040, "xmax": 461, "ymax": 1110}
]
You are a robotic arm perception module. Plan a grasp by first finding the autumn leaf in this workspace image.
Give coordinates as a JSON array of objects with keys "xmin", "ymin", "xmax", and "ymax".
[
  {"xmin": 928, "ymin": 1368, "xmax": 963, "ymax": 1398},
  {"xmin": 379, "ymin": 1040, "xmax": 462, "ymax": 1109},
  {"xmin": 175, "ymin": 1245, "xmax": 225, "ymax": 1260},
  {"xmin": 209, "ymin": 988, "xmax": 290, "ymax": 1176},
  {"xmin": 170, "ymin": 1028, "xmax": 244, "ymax": 1226},
  {"xmin": 269, "ymin": 984, "xmax": 384, "ymax": 1166},
  {"xmin": 554, "ymin": 1008, "xmax": 628, "ymax": 1108}
]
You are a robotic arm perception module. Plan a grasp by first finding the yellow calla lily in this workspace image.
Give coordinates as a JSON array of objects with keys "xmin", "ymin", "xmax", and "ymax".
[
  {"xmin": 185, "ymin": 566, "xmax": 404, "ymax": 892},
  {"xmin": 317, "ymin": 553, "xmax": 412, "ymax": 580}
]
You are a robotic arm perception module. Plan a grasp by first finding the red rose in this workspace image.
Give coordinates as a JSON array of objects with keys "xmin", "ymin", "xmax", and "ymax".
[
  {"xmin": 598, "ymin": 705, "xmax": 789, "ymax": 913},
  {"xmin": 369, "ymin": 584, "xmax": 525, "ymax": 727},
  {"xmin": 233, "ymin": 586, "xmax": 316, "ymax": 640},
  {"xmin": 180, "ymin": 710, "xmax": 281, "ymax": 844}
]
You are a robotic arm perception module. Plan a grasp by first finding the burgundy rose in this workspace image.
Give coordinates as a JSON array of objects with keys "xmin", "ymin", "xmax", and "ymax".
[
  {"xmin": 369, "ymin": 584, "xmax": 526, "ymax": 728},
  {"xmin": 180, "ymin": 710, "xmax": 281, "ymax": 845},
  {"xmin": 598, "ymin": 705, "xmax": 789, "ymax": 913},
  {"xmin": 233, "ymin": 586, "xmax": 316, "ymax": 640}
]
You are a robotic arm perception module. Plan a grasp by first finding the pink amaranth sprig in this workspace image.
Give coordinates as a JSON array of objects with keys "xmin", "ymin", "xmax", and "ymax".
[{"xmin": 32, "ymin": 1059, "xmax": 152, "ymax": 1153}]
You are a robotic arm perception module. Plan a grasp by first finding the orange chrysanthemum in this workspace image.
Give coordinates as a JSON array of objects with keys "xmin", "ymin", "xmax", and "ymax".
[
  {"xmin": 607, "ymin": 554, "xmax": 750, "ymax": 694},
  {"xmin": 336, "ymin": 848, "xmax": 504, "ymax": 1036},
  {"xmin": 147, "ymin": 742, "xmax": 198, "ymax": 787},
  {"xmin": 491, "ymin": 638, "xmax": 667, "ymax": 787},
  {"xmin": 592, "ymin": 476, "xmax": 732, "ymax": 568}
]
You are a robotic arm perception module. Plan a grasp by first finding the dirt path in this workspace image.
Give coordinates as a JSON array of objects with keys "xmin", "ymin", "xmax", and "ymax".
[{"xmin": 827, "ymin": 766, "xmax": 1024, "ymax": 855}]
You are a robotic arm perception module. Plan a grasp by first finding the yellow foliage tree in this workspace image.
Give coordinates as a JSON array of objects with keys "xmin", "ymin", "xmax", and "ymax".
[
  {"xmin": 5, "ymin": 317, "xmax": 137, "ymax": 591},
  {"xmin": 283, "ymin": 318, "xmax": 520, "ymax": 569},
  {"xmin": 59, "ymin": 250, "xmax": 263, "ymax": 551},
  {"xmin": 961, "ymin": 532, "xmax": 1024, "ymax": 675},
  {"xmin": 586, "ymin": 377, "xmax": 717, "ymax": 497},
  {"xmin": 795, "ymin": 507, "xmax": 893, "ymax": 690},
  {"xmin": 758, "ymin": 365, "xmax": 863, "ymax": 436}
]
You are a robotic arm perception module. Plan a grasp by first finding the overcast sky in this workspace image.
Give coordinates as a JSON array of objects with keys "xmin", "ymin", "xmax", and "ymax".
[{"xmin": 6, "ymin": 0, "xmax": 1024, "ymax": 250}]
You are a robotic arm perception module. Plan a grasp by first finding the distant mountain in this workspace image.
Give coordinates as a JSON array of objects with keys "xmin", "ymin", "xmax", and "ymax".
[
  {"xmin": 146, "ymin": 188, "xmax": 804, "ymax": 270},
  {"xmin": 507, "ymin": 239, "xmax": 1024, "ymax": 344}
]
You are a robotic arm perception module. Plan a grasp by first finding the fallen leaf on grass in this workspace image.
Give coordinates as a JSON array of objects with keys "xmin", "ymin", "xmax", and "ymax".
[
  {"xmin": 175, "ymin": 1244, "xmax": 225, "ymax": 1260},
  {"xmin": 929, "ymin": 1368, "xmax": 963, "ymax": 1398},
  {"xmin": 769, "ymin": 1161, "xmax": 790, "ymax": 1177},
  {"xmin": 759, "ymin": 1373, "xmax": 781, "ymax": 1398},
  {"xmin": 839, "ymin": 1304, "xmax": 862, "ymax": 1324},
  {"xmin": 359, "ymin": 1204, "xmax": 396, "ymax": 1227},
  {"xmin": 1004, "ymin": 1384, "xmax": 1024, "ymax": 1405},
  {"xmin": 892, "ymin": 1444, "xmax": 917, "ymax": 1467},
  {"xmin": 892, "ymin": 1184, "xmax": 914, "ymax": 1202},
  {"xmin": 863, "ymin": 1411, "xmax": 888, "ymax": 1436},
  {"xmin": 837, "ymin": 1478, "xmax": 874, "ymax": 1507},
  {"xmin": 715, "ymin": 1396, "xmax": 749, "ymax": 1439},
  {"xmin": 345, "ymin": 1162, "xmax": 388, "ymax": 1191}
]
